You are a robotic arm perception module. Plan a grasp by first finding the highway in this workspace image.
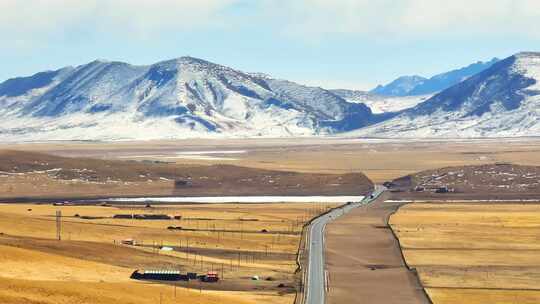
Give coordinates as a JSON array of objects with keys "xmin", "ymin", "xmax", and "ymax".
[{"xmin": 304, "ymin": 185, "xmax": 386, "ymax": 304}]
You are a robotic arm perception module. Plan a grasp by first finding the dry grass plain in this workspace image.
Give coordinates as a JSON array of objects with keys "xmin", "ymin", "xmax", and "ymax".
[
  {"xmin": 4, "ymin": 137, "xmax": 540, "ymax": 183},
  {"xmin": 0, "ymin": 202, "xmax": 337, "ymax": 304},
  {"xmin": 390, "ymin": 203, "xmax": 540, "ymax": 304},
  {"xmin": 3, "ymin": 137, "xmax": 540, "ymax": 303}
]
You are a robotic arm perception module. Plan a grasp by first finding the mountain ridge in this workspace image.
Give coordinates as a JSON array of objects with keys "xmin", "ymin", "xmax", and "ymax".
[
  {"xmin": 1, "ymin": 53, "xmax": 538, "ymax": 140},
  {"xmin": 371, "ymin": 58, "xmax": 499, "ymax": 96}
]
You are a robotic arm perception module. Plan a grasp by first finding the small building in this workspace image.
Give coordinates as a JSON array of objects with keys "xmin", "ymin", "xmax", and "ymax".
[
  {"xmin": 121, "ymin": 238, "xmax": 136, "ymax": 245},
  {"xmin": 202, "ymin": 271, "xmax": 219, "ymax": 282},
  {"xmin": 113, "ymin": 214, "xmax": 134, "ymax": 219},
  {"xmin": 131, "ymin": 269, "xmax": 182, "ymax": 281},
  {"xmin": 133, "ymin": 214, "xmax": 171, "ymax": 220}
]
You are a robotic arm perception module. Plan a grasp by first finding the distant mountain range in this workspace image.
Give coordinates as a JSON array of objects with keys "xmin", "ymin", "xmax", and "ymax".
[
  {"xmin": 371, "ymin": 58, "xmax": 499, "ymax": 96},
  {"xmin": 0, "ymin": 53, "xmax": 538, "ymax": 140},
  {"xmin": 352, "ymin": 52, "xmax": 540, "ymax": 137}
]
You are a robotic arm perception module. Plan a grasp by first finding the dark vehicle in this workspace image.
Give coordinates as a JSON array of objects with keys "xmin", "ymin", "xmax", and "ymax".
[
  {"xmin": 435, "ymin": 186, "xmax": 450, "ymax": 193},
  {"xmin": 175, "ymin": 179, "xmax": 192, "ymax": 187}
]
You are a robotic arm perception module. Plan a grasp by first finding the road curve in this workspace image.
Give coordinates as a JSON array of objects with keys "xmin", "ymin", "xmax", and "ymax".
[{"xmin": 304, "ymin": 185, "xmax": 386, "ymax": 304}]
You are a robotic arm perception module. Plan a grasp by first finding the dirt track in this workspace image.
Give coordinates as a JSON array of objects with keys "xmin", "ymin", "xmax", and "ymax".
[{"xmin": 324, "ymin": 193, "xmax": 430, "ymax": 304}]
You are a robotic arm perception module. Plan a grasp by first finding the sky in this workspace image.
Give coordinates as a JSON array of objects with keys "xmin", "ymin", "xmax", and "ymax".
[{"xmin": 1, "ymin": 0, "xmax": 540, "ymax": 90}]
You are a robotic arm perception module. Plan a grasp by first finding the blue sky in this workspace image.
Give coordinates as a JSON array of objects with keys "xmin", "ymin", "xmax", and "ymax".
[{"xmin": 1, "ymin": 0, "xmax": 540, "ymax": 90}]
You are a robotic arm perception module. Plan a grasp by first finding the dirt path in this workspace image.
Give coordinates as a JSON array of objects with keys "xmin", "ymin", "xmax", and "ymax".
[{"xmin": 324, "ymin": 193, "xmax": 430, "ymax": 304}]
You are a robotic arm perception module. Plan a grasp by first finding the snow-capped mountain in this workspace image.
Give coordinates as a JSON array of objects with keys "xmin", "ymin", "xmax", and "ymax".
[
  {"xmin": 0, "ymin": 57, "xmax": 377, "ymax": 140},
  {"xmin": 371, "ymin": 58, "xmax": 499, "ymax": 96},
  {"xmin": 352, "ymin": 52, "xmax": 540, "ymax": 137},
  {"xmin": 1, "ymin": 53, "xmax": 538, "ymax": 140}
]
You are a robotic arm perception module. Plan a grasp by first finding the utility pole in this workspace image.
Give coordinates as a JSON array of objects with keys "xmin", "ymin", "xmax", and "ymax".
[
  {"xmin": 221, "ymin": 262, "xmax": 224, "ymax": 279},
  {"xmin": 55, "ymin": 210, "xmax": 62, "ymax": 241},
  {"xmin": 186, "ymin": 238, "xmax": 189, "ymax": 260}
]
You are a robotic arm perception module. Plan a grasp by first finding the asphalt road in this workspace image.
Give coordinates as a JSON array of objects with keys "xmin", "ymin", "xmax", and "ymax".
[{"xmin": 304, "ymin": 185, "xmax": 386, "ymax": 304}]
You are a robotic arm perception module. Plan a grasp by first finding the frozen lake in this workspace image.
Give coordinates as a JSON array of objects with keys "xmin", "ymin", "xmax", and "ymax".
[
  {"xmin": 100, "ymin": 195, "xmax": 365, "ymax": 204},
  {"xmin": 118, "ymin": 150, "xmax": 247, "ymax": 161}
]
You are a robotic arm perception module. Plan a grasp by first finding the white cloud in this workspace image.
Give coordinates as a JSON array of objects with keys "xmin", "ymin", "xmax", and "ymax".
[
  {"xmin": 0, "ymin": 0, "xmax": 237, "ymax": 43},
  {"xmin": 260, "ymin": 0, "xmax": 540, "ymax": 39},
  {"xmin": 96, "ymin": 0, "xmax": 237, "ymax": 37},
  {"xmin": 2, "ymin": 0, "xmax": 540, "ymax": 45}
]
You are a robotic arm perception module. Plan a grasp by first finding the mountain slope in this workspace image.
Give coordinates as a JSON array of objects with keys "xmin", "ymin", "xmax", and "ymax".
[
  {"xmin": 0, "ymin": 57, "xmax": 378, "ymax": 141},
  {"xmin": 352, "ymin": 52, "xmax": 540, "ymax": 137},
  {"xmin": 371, "ymin": 58, "xmax": 499, "ymax": 96}
]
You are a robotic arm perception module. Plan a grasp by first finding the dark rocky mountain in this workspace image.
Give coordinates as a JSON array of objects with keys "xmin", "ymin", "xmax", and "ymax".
[{"xmin": 371, "ymin": 75, "xmax": 427, "ymax": 96}]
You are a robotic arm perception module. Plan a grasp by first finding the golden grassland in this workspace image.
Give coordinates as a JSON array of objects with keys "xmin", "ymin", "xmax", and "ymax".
[
  {"xmin": 390, "ymin": 203, "xmax": 540, "ymax": 304},
  {"xmin": 0, "ymin": 202, "xmax": 336, "ymax": 304},
  {"xmin": 4, "ymin": 138, "xmax": 540, "ymax": 183}
]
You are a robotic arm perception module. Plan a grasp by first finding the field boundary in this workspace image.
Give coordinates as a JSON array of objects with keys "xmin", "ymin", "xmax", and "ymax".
[{"xmin": 387, "ymin": 203, "xmax": 434, "ymax": 304}]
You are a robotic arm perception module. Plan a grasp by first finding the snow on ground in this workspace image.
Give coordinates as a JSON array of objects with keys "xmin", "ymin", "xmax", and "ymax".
[
  {"xmin": 359, "ymin": 95, "xmax": 431, "ymax": 114},
  {"xmin": 513, "ymin": 52, "xmax": 540, "ymax": 91},
  {"xmin": 100, "ymin": 196, "xmax": 365, "ymax": 204},
  {"xmin": 118, "ymin": 150, "xmax": 246, "ymax": 161},
  {"xmin": 176, "ymin": 150, "xmax": 246, "ymax": 155}
]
